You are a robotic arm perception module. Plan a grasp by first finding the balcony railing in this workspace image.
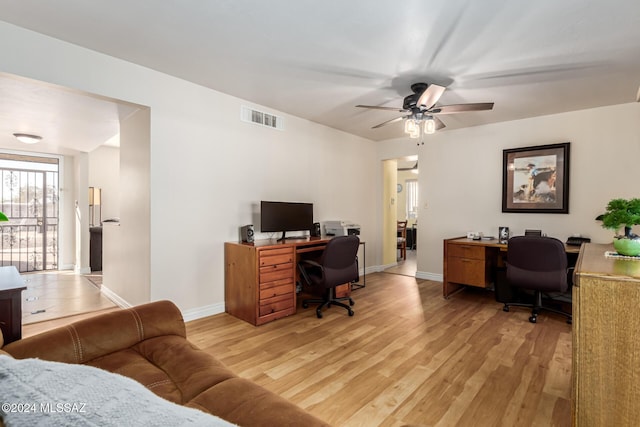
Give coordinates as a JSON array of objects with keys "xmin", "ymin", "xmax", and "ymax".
[{"xmin": 0, "ymin": 222, "xmax": 58, "ymax": 272}]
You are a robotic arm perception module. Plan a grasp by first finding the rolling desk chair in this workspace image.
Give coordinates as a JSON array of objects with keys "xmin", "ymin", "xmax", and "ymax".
[
  {"xmin": 298, "ymin": 235, "xmax": 360, "ymax": 318},
  {"xmin": 503, "ymin": 235, "xmax": 572, "ymax": 324}
]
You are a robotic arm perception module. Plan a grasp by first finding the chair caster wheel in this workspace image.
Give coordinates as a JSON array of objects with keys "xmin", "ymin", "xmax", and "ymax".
[
  {"xmin": 529, "ymin": 315, "xmax": 537, "ymax": 323},
  {"xmin": 349, "ymin": 299, "xmax": 355, "ymax": 306},
  {"xmin": 348, "ymin": 310, "xmax": 354, "ymax": 316},
  {"xmin": 503, "ymin": 306, "xmax": 509, "ymax": 312},
  {"xmin": 302, "ymin": 303, "xmax": 308, "ymax": 309},
  {"xmin": 316, "ymin": 311, "xmax": 323, "ymax": 319}
]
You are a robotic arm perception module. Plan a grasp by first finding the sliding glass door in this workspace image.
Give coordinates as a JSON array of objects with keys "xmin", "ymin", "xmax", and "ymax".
[{"xmin": 0, "ymin": 154, "xmax": 59, "ymax": 272}]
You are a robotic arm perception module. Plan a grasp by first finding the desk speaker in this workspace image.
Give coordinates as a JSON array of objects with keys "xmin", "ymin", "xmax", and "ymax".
[
  {"xmin": 310, "ymin": 222, "xmax": 321, "ymax": 237},
  {"xmin": 240, "ymin": 224, "xmax": 254, "ymax": 243}
]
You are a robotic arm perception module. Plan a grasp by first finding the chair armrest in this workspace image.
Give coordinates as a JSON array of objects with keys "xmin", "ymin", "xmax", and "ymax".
[
  {"xmin": 4, "ymin": 300, "xmax": 186, "ymax": 364},
  {"xmin": 300, "ymin": 259, "xmax": 322, "ymax": 268},
  {"xmin": 298, "ymin": 259, "xmax": 324, "ymax": 285}
]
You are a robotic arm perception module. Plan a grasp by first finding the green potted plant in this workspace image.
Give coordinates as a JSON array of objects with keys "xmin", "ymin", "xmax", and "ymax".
[
  {"xmin": 0, "ymin": 211, "xmax": 7, "ymax": 222},
  {"xmin": 598, "ymin": 198, "xmax": 640, "ymax": 256}
]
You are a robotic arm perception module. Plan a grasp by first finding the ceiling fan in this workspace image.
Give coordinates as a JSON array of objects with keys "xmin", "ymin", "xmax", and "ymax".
[{"xmin": 356, "ymin": 82, "xmax": 494, "ymax": 137}]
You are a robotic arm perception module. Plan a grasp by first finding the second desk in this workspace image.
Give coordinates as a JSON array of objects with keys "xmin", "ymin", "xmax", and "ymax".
[{"xmin": 443, "ymin": 236, "xmax": 580, "ymax": 298}]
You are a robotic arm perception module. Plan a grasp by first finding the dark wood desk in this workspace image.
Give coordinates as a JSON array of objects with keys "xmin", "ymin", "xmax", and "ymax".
[
  {"xmin": 0, "ymin": 266, "xmax": 26, "ymax": 344},
  {"xmin": 443, "ymin": 236, "xmax": 580, "ymax": 298},
  {"xmin": 225, "ymin": 236, "xmax": 365, "ymax": 325}
]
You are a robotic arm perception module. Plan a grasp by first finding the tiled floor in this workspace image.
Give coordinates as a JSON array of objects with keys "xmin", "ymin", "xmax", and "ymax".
[{"xmin": 21, "ymin": 270, "xmax": 116, "ymax": 325}]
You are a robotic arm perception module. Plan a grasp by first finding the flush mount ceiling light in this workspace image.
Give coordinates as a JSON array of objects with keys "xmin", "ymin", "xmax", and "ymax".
[{"xmin": 13, "ymin": 133, "xmax": 42, "ymax": 144}]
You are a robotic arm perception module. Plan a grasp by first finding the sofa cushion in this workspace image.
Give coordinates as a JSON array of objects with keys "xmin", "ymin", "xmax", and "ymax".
[
  {"xmin": 85, "ymin": 335, "xmax": 236, "ymax": 404},
  {"xmin": 0, "ymin": 355, "xmax": 236, "ymax": 427},
  {"xmin": 3, "ymin": 300, "xmax": 186, "ymax": 364},
  {"xmin": 187, "ymin": 377, "xmax": 324, "ymax": 427}
]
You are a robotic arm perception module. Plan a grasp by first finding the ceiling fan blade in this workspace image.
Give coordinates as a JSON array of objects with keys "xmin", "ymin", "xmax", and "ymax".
[
  {"xmin": 429, "ymin": 102, "xmax": 494, "ymax": 114},
  {"xmin": 434, "ymin": 116, "xmax": 446, "ymax": 130},
  {"xmin": 356, "ymin": 104, "xmax": 407, "ymax": 112},
  {"xmin": 416, "ymin": 84, "xmax": 446, "ymax": 109},
  {"xmin": 398, "ymin": 162, "xmax": 418, "ymax": 171},
  {"xmin": 372, "ymin": 116, "xmax": 405, "ymax": 129}
]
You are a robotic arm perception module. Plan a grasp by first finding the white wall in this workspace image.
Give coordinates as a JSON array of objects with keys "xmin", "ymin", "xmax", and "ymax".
[
  {"xmin": 103, "ymin": 108, "xmax": 151, "ymax": 307},
  {"xmin": 378, "ymin": 102, "xmax": 640, "ymax": 279},
  {"xmin": 0, "ymin": 21, "xmax": 379, "ymax": 317},
  {"xmin": 88, "ymin": 146, "xmax": 120, "ymax": 222}
]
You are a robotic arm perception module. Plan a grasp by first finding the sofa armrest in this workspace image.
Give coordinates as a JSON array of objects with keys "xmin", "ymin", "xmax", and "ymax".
[{"xmin": 3, "ymin": 300, "xmax": 186, "ymax": 364}]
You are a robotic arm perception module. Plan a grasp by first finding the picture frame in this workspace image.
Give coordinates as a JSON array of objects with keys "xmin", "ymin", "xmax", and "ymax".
[{"xmin": 502, "ymin": 142, "xmax": 570, "ymax": 213}]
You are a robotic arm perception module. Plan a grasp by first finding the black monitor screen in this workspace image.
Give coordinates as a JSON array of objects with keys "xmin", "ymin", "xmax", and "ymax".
[{"xmin": 260, "ymin": 201, "xmax": 313, "ymax": 236}]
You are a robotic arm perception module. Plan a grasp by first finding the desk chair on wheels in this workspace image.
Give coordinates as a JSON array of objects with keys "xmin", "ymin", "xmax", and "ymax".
[
  {"xmin": 503, "ymin": 235, "xmax": 572, "ymax": 324},
  {"xmin": 298, "ymin": 235, "xmax": 359, "ymax": 318}
]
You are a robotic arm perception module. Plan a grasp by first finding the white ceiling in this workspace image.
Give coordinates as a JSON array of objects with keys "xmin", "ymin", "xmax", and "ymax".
[{"xmin": 1, "ymin": 0, "xmax": 640, "ymax": 152}]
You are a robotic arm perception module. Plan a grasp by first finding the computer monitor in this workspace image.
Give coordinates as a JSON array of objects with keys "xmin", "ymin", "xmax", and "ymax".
[
  {"xmin": 260, "ymin": 201, "xmax": 313, "ymax": 241},
  {"xmin": 524, "ymin": 229, "xmax": 543, "ymax": 236}
]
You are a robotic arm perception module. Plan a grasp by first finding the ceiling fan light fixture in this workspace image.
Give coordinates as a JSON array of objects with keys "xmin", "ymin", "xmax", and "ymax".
[
  {"xmin": 424, "ymin": 117, "xmax": 436, "ymax": 134},
  {"xmin": 404, "ymin": 119, "xmax": 417, "ymax": 134},
  {"xmin": 13, "ymin": 133, "xmax": 42, "ymax": 144}
]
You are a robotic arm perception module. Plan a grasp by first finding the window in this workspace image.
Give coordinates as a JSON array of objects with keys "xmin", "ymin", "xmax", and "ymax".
[{"xmin": 406, "ymin": 179, "xmax": 418, "ymax": 219}]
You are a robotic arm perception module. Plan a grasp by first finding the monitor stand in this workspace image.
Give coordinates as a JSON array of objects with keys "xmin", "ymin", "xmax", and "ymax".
[{"xmin": 277, "ymin": 231, "xmax": 305, "ymax": 241}]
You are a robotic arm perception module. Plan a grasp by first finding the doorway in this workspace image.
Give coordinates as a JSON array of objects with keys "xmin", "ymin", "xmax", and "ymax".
[
  {"xmin": 0, "ymin": 154, "xmax": 59, "ymax": 272},
  {"xmin": 384, "ymin": 156, "xmax": 418, "ymax": 277}
]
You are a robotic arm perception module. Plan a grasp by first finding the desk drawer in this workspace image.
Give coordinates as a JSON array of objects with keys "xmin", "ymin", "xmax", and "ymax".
[
  {"xmin": 259, "ymin": 282, "xmax": 293, "ymax": 300},
  {"xmin": 448, "ymin": 244, "xmax": 484, "ymax": 259},
  {"xmin": 447, "ymin": 257, "xmax": 487, "ymax": 287},
  {"xmin": 259, "ymin": 294, "xmax": 294, "ymax": 316},
  {"xmin": 259, "ymin": 263, "xmax": 293, "ymax": 283},
  {"xmin": 259, "ymin": 251, "xmax": 294, "ymax": 267},
  {"xmin": 448, "ymin": 244, "xmax": 484, "ymax": 260}
]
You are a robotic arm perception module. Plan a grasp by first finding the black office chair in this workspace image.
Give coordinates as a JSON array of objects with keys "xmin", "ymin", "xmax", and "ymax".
[
  {"xmin": 298, "ymin": 235, "xmax": 359, "ymax": 318},
  {"xmin": 503, "ymin": 236, "xmax": 572, "ymax": 324}
]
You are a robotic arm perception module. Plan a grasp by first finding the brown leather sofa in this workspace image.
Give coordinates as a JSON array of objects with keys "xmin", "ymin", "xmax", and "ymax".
[{"xmin": 0, "ymin": 300, "xmax": 329, "ymax": 427}]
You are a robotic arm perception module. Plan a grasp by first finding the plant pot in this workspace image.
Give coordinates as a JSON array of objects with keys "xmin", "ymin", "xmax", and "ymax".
[{"xmin": 613, "ymin": 236, "xmax": 640, "ymax": 256}]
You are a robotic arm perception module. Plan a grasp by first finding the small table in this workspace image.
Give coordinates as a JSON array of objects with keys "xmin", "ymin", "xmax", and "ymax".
[{"xmin": 0, "ymin": 266, "xmax": 26, "ymax": 344}]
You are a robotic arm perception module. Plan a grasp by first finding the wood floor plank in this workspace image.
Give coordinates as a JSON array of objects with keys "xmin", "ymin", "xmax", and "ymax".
[{"xmin": 187, "ymin": 272, "xmax": 572, "ymax": 426}]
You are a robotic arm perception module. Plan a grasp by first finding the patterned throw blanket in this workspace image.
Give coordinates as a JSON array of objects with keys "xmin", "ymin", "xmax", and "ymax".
[{"xmin": 0, "ymin": 355, "xmax": 235, "ymax": 426}]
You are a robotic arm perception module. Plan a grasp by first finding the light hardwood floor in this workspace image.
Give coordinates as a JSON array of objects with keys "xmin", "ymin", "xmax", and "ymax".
[
  {"xmin": 21, "ymin": 271, "xmax": 115, "ymax": 325},
  {"xmin": 385, "ymin": 249, "xmax": 417, "ymax": 277},
  {"xmin": 187, "ymin": 273, "xmax": 572, "ymax": 427}
]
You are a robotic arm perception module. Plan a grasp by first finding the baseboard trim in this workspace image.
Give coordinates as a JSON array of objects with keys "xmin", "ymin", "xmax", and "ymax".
[
  {"xmin": 416, "ymin": 271, "xmax": 443, "ymax": 282},
  {"xmin": 182, "ymin": 303, "xmax": 225, "ymax": 322},
  {"xmin": 378, "ymin": 262, "xmax": 398, "ymax": 272},
  {"xmin": 100, "ymin": 286, "xmax": 131, "ymax": 309}
]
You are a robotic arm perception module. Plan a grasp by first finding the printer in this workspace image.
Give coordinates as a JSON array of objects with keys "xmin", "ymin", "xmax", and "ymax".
[{"xmin": 324, "ymin": 220, "xmax": 361, "ymax": 236}]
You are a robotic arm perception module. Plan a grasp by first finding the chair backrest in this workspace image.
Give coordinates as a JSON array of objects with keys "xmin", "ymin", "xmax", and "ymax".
[
  {"xmin": 319, "ymin": 235, "xmax": 360, "ymax": 287},
  {"xmin": 397, "ymin": 221, "xmax": 407, "ymax": 239},
  {"xmin": 506, "ymin": 236, "xmax": 568, "ymax": 292}
]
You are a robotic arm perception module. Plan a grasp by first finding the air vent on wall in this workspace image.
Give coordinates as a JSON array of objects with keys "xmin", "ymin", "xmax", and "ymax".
[{"xmin": 241, "ymin": 106, "xmax": 284, "ymax": 130}]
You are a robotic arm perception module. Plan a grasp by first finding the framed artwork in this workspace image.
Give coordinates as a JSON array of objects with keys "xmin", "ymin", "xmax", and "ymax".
[{"xmin": 502, "ymin": 142, "xmax": 570, "ymax": 213}]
